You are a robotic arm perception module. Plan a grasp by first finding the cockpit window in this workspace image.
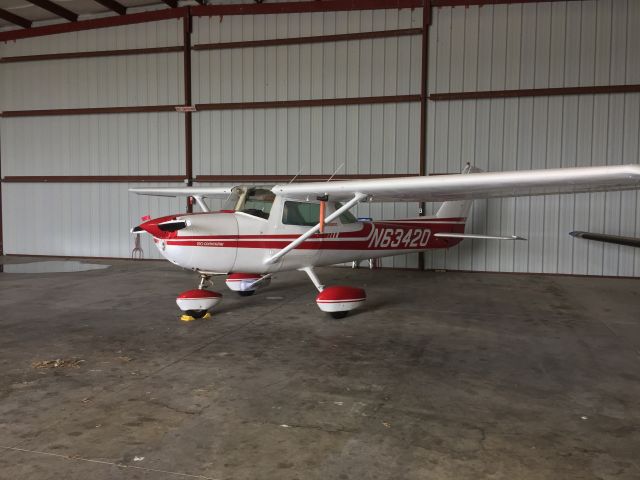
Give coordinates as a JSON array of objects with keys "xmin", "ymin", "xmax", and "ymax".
[
  {"xmin": 239, "ymin": 188, "xmax": 275, "ymax": 219},
  {"xmin": 282, "ymin": 201, "xmax": 320, "ymax": 226},
  {"xmin": 335, "ymin": 202, "xmax": 357, "ymax": 224}
]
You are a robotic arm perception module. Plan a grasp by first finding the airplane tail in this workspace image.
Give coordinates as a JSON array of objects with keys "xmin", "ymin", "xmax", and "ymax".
[{"xmin": 435, "ymin": 163, "xmax": 482, "ymax": 220}]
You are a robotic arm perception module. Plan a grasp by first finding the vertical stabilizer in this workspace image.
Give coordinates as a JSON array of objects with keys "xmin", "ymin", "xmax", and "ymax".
[{"xmin": 435, "ymin": 164, "xmax": 483, "ymax": 219}]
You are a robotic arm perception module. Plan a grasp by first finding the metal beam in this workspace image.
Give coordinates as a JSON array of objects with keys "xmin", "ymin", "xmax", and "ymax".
[
  {"xmin": 0, "ymin": 105, "xmax": 179, "ymax": 117},
  {"xmin": 0, "ymin": 45, "xmax": 184, "ymax": 63},
  {"xmin": 161, "ymin": 0, "xmax": 178, "ymax": 7},
  {"xmin": 26, "ymin": 0, "xmax": 78, "ymax": 22},
  {"xmin": 431, "ymin": 0, "xmax": 583, "ymax": 5},
  {"xmin": 196, "ymin": 95, "xmax": 421, "ymax": 111},
  {"xmin": 0, "ymin": 8, "xmax": 32, "ymax": 28},
  {"xmin": 1, "ymin": 176, "xmax": 186, "ymax": 183},
  {"xmin": 0, "ymin": 46, "xmax": 183, "ymax": 63},
  {"xmin": 0, "ymin": 8, "xmax": 186, "ymax": 42},
  {"xmin": 429, "ymin": 84, "xmax": 640, "ymax": 101},
  {"xmin": 193, "ymin": 28, "xmax": 422, "ymax": 51},
  {"xmin": 191, "ymin": 0, "xmax": 424, "ymax": 16},
  {"xmin": 92, "ymin": 0, "xmax": 126, "ymax": 16},
  {"xmin": 195, "ymin": 174, "xmax": 413, "ymax": 182},
  {"xmin": 2, "ymin": 174, "xmax": 414, "ymax": 183},
  {"xmin": 418, "ymin": 1, "xmax": 429, "ymax": 271},
  {"xmin": 183, "ymin": 11, "xmax": 193, "ymax": 213}
]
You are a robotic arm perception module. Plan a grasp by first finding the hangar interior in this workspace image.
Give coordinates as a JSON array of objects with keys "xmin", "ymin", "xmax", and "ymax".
[
  {"xmin": 1, "ymin": 0, "xmax": 638, "ymax": 275},
  {"xmin": 1, "ymin": 1, "xmax": 639, "ymax": 479}
]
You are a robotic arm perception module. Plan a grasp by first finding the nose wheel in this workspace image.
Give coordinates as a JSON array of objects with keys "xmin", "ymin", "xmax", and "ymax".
[{"xmin": 175, "ymin": 274, "xmax": 223, "ymax": 320}]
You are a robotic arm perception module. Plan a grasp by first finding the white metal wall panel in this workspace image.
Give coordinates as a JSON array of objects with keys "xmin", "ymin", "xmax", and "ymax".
[
  {"xmin": 193, "ymin": 105, "xmax": 421, "ymax": 177},
  {"xmin": 1, "ymin": 113, "xmax": 185, "ymax": 176},
  {"xmin": 2, "ymin": 182, "xmax": 183, "ymax": 259},
  {"xmin": 192, "ymin": 9, "xmax": 423, "ymax": 177},
  {"xmin": 1, "ymin": 20, "xmax": 187, "ymax": 259},
  {"xmin": 425, "ymin": 0, "xmax": 640, "ymax": 277},
  {"xmin": 0, "ymin": 20, "xmax": 184, "ymax": 110}
]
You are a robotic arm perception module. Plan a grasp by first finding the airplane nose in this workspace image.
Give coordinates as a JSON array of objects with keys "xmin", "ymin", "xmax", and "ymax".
[{"xmin": 133, "ymin": 215, "xmax": 189, "ymax": 239}]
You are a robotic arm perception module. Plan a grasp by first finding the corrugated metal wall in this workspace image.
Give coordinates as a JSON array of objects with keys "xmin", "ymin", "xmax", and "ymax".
[
  {"xmin": 2, "ymin": 182, "xmax": 182, "ymax": 257},
  {"xmin": 0, "ymin": 19, "xmax": 186, "ymax": 259},
  {"xmin": 1, "ymin": 1, "xmax": 639, "ymax": 275},
  {"xmin": 425, "ymin": 0, "xmax": 640, "ymax": 276}
]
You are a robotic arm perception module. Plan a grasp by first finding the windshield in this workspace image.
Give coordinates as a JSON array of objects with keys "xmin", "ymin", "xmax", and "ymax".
[{"xmin": 236, "ymin": 187, "xmax": 275, "ymax": 219}]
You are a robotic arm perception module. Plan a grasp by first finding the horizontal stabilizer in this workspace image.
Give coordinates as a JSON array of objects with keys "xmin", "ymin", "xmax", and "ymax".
[
  {"xmin": 570, "ymin": 231, "xmax": 640, "ymax": 248},
  {"xmin": 434, "ymin": 233, "xmax": 526, "ymax": 241}
]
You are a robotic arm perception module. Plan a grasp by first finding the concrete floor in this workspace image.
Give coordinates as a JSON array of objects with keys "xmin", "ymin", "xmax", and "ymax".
[{"xmin": 0, "ymin": 256, "xmax": 639, "ymax": 480}]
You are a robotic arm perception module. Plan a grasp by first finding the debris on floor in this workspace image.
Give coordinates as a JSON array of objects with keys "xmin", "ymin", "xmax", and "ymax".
[{"xmin": 32, "ymin": 358, "xmax": 84, "ymax": 369}]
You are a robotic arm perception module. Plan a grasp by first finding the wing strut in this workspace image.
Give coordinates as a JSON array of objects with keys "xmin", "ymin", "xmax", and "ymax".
[
  {"xmin": 264, "ymin": 192, "xmax": 367, "ymax": 265},
  {"xmin": 192, "ymin": 195, "xmax": 210, "ymax": 212}
]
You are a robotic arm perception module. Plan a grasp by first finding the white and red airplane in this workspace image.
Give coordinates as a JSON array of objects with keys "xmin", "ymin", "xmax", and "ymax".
[{"xmin": 131, "ymin": 163, "xmax": 640, "ymax": 319}]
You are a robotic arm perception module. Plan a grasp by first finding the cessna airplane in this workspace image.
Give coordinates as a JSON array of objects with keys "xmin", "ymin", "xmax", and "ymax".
[{"xmin": 131, "ymin": 163, "xmax": 640, "ymax": 319}]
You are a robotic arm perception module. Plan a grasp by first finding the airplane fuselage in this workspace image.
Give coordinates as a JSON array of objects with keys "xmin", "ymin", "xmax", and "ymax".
[{"xmin": 142, "ymin": 209, "xmax": 465, "ymax": 274}]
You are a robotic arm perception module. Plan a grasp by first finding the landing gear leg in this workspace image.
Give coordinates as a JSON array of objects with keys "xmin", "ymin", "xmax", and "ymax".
[
  {"xmin": 198, "ymin": 274, "xmax": 212, "ymax": 290},
  {"xmin": 301, "ymin": 267, "xmax": 324, "ymax": 292}
]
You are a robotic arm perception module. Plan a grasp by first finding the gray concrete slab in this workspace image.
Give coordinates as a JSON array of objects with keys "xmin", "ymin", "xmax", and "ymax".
[{"xmin": 0, "ymin": 256, "xmax": 639, "ymax": 479}]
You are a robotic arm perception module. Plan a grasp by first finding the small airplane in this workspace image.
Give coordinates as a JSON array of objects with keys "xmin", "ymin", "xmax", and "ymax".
[{"xmin": 131, "ymin": 163, "xmax": 640, "ymax": 319}]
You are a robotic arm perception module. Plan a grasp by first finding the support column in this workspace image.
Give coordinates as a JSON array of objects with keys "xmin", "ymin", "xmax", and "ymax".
[
  {"xmin": 183, "ymin": 11, "xmax": 194, "ymax": 213},
  {"xmin": 418, "ymin": 0, "xmax": 430, "ymax": 271}
]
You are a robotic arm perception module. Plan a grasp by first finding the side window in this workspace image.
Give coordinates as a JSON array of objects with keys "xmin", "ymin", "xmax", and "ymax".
[
  {"xmin": 334, "ymin": 202, "xmax": 357, "ymax": 224},
  {"xmin": 282, "ymin": 201, "xmax": 320, "ymax": 226}
]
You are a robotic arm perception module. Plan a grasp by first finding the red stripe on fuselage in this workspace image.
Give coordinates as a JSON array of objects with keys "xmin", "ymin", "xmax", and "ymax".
[{"xmin": 166, "ymin": 219, "xmax": 465, "ymax": 251}]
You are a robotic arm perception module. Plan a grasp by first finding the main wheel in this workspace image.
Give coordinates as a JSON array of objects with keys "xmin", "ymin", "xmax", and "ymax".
[
  {"xmin": 237, "ymin": 290, "xmax": 255, "ymax": 297},
  {"xmin": 329, "ymin": 311, "xmax": 349, "ymax": 319},
  {"xmin": 186, "ymin": 310, "xmax": 208, "ymax": 319}
]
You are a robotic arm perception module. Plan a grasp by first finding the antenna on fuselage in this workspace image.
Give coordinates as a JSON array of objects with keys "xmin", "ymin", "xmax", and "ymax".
[
  {"xmin": 288, "ymin": 167, "xmax": 305, "ymax": 184},
  {"xmin": 326, "ymin": 163, "xmax": 345, "ymax": 182}
]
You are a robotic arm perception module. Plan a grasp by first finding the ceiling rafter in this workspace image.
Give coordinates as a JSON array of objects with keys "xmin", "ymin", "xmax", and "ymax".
[
  {"xmin": 26, "ymin": 0, "xmax": 78, "ymax": 22},
  {"xmin": 92, "ymin": 0, "xmax": 126, "ymax": 16},
  {"xmin": 0, "ymin": 8, "xmax": 32, "ymax": 28}
]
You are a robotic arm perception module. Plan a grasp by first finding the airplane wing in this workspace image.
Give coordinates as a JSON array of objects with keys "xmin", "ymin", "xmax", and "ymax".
[
  {"xmin": 129, "ymin": 186, "xmax": 235, "ymax": 198},
  {"xmin": 272, "ymin": 164, "xmax": 640, "ymax": 202}
]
